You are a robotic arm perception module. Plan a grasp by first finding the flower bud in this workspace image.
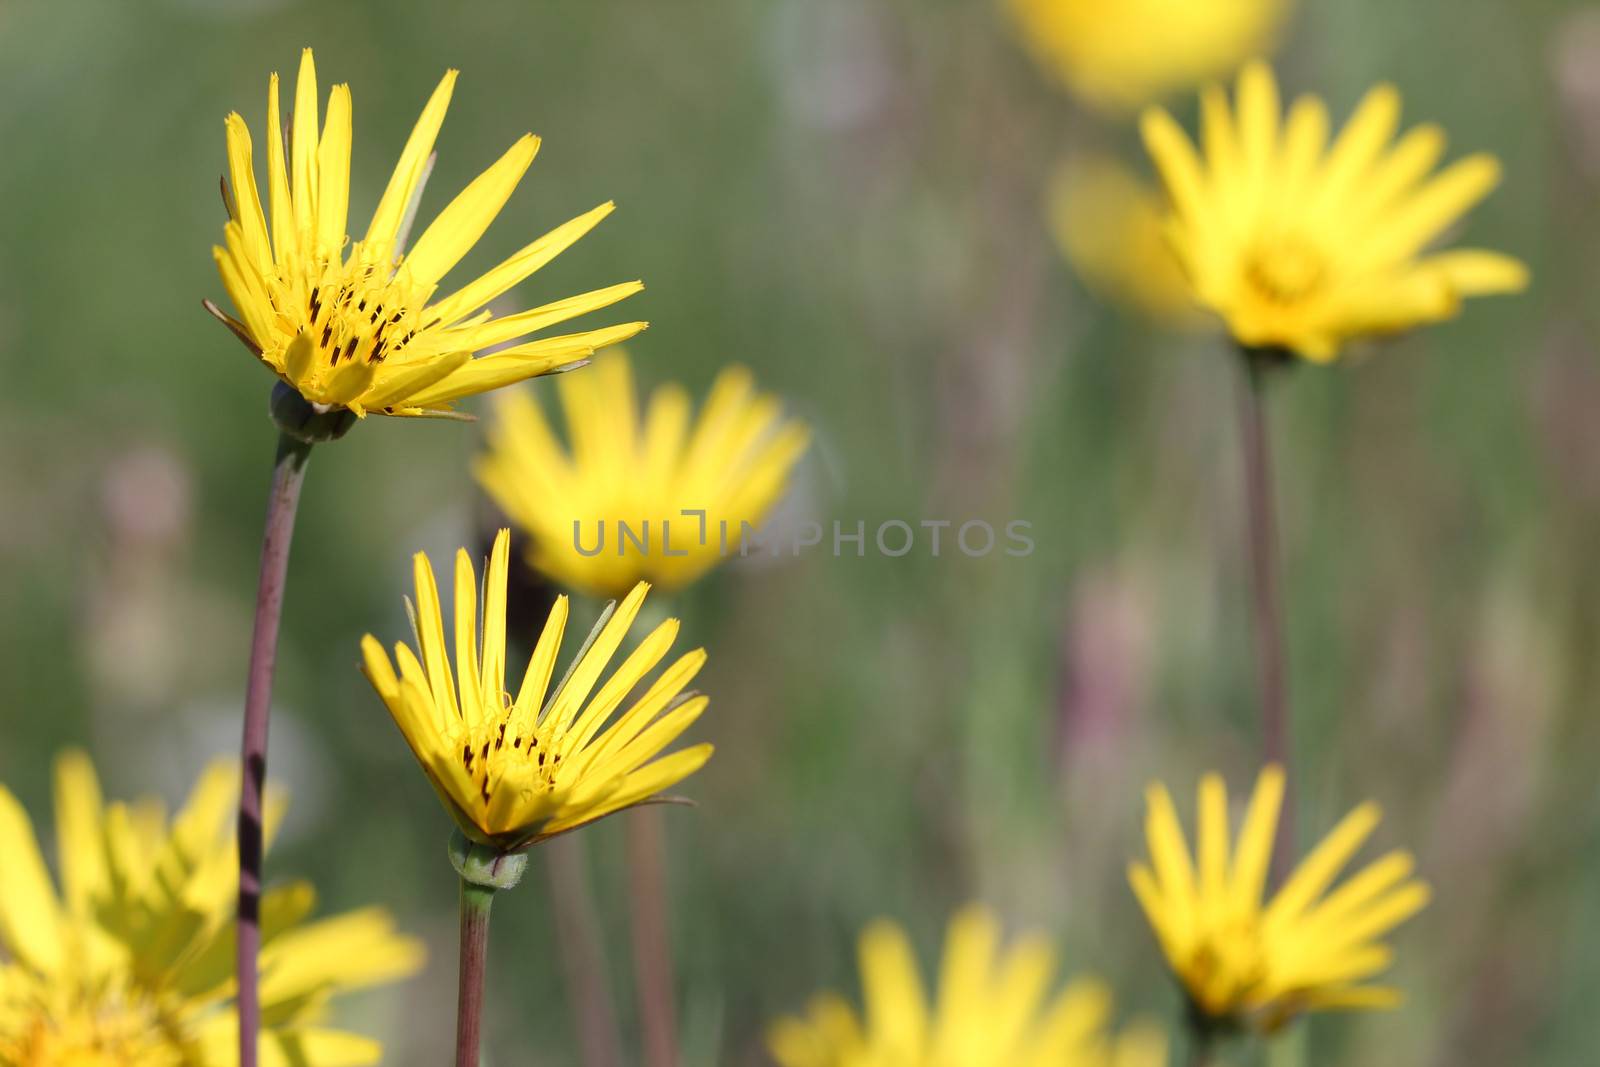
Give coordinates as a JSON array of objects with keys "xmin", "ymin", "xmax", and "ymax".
[
  {"xmin": 269, "ymin": 382, "xmax": 358, "ymax": 444},
  {"xmin": 448, "ymin": 828, "xmax": 529, "ymax": 891}
]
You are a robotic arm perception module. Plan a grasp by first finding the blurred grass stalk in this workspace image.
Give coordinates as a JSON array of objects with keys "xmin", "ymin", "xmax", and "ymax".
[
  {"xmin": 1237, "ymin": 346, "xmax": 1294, "ymax": 878},
  {"xmin": 627, "ymin": 806, "xmax": 680, "ymax": 1067}
]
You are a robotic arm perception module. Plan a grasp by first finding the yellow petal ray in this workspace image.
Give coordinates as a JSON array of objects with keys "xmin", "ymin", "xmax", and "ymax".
[
  {"xmin": 290, "ymin": 48, "xmax": 320, "ymax": 251},
  {"xmin": 316, "ymin": 83, "xmax": 353, "ymax": 256},
  {"xmin": 1197, "ymin": 773, "xmax": 1230, "ymax": 923},
  {"xmin": 1228, "ymin": 764, "xmax": 1284, "ymax": 918},
  {"xmin": 365, "ymin": 69, "xmax": 459, "ymax": 258},
  {"xmin": 480, "ymin": 529, "xmax": 511, "ymax": 710},
  {"xmin": 411, "ymin": 550, "xmax": 461, "ymax": 724},
  {"xmin": 559, "ymin": 618, "xmax": 682, "ymax": 759},
  {"xmin": 1362, "ymin": 153, "xmax": 1502, "ymax": 266},
  {"xmin": 0, "ymin": 786, "xmax": 63, "ymax": 971},
  {"xmin": 404, "ymin": 134, "xmax": 541, "ymax": 288},
  {"xmin": 225, "ymin": 113, "xmax": 272, "ymax": 269},
  {"xmin": 1312, "ymin": 82, "xmax": 1401, "ymax": 211},
  {"xmin": 404, "ymin": 321, "xmax": 646, "ymax": 407},
  {"xmin": 512, "ymin": 594, "xmax": 570, "ymax": 730},
  {"xmin": 53, "ymin": 750, "xmax": 107, "ymax": 916},
  {"xmin": 543, "ymin": 743, "xmax": 713, "ymax": 835},
  {"xmin": 859, "ymin": 919, "xmax": 929, "ymax": 1055},
  {"xmin": 582, "ymin": 696, "xmax": 708, "ymax": 783},
  {"xmin": 426, "ymin": 201, "xmax": 620, "ymax": 328},
  {"xmin": 1424, "ymin": 248, "xmax": 1529, "ymax": 295},
  {"xmin": 452, "ymin": 547, "xmax": 486, "ymax": 728},
  {"xmin": 1266, "ymin": 802, "xmax": 1382, "ymax": 926},
  {"xmin": 266, "ymin": 73, "xmax": 295, "ymax": 264},
  {"xmin": 448, "ymin": 281, "xmax": 646, "ymax": 352},
  {"xmin": 543, "ymin": 583, "xmax": 651, "ymax": 737}
]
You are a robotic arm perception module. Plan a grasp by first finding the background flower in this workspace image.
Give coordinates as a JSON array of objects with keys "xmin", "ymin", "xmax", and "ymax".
[
  {"xmin": 0, "ymin": 752, "xmax": 422, "ymax": 1066},
  {"xmin": 1142, "ymin": 62, "xmax": 1527, "ymax": 360},
  {"xmin": 1007, "ymin": 0, "xmax": 1289, "ymax": 113},
  {"xmin": 1129, "ymin": 766, "xmax": 1430, "ymax": 1031},
  {"xmin": 475, "ymin": 349, "xmax": 810, "ymax": 599},
  {"xmin": 768, "ymin": 905, "xmax": 1165, "ymax": 1067}
]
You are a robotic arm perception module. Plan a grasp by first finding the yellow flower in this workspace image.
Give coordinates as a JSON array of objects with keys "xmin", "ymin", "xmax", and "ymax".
[
  {"xmin": 210, "ymin": 48, "xmax": 645, "ymax": 418},
  {"xmin": 1007, "ymin": 0, "xmax": 1287, "ymax": 113},
  {"xmin": 767, "ymin": 905, "xmax": 1166, "ymax": 1067},
  {"xmin": 0, "ymin": 752, "xmax": 422, "ymax": 1067},
  {"xmin": 360, "ymin": 528, "xmax": 714, "ymax": 852},
  {"xmin": 1129, "ymin": 766, "xmax": 1430, "ymax": 1031},
  {"xmin": 1142, "ymin": 62, "xmax": 1528, "ymax": 361},
  {"xmin": 474, "ymin": 349, "xmax": 810, "ymax": 600},
  {"xmin": 1048, "ymin": 154, "xmax": 1197, "ymax": 321}
]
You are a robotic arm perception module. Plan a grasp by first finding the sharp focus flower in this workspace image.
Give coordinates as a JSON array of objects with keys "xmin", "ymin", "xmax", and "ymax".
[
  {"xmin": 360, "ymin": 528, "xmax": 714, "ymax": 852},
  {"xmin": 767, "ymin": 905, "xmax": 1166, "ymax": 1067},
  {"xmin": 1007, "ymin": 0, "xmax": 1287, "ymax": 113},
  {"xmin": 0, "ymin": 752, "xmax": 422, "ymax": 1066},
  {"xmin": 1142, "ymin": 62, "xmax": 1528, "ymax": 361},
  {"xmin": 474, "ymin": 349, "xmax": 810, "ymax": 600},
  {"xmin": 210, "ymin": 48, "xmax": 645, "ymax": 418},
  {"xmin": 1129, "ymin": 765, "xmax": 1431, "ymax": 1031},
  {"xmin": 1048, "ymin": 154, "xmax": 1196, "ymax": 321}
]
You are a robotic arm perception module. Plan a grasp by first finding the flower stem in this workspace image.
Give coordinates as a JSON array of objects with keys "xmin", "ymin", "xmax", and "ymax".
[
  {"xmin": 628, "ymin": 806, "xmax": 679, "ymax": 1067},
  {"xmin": 1236, "ymin": 347, "xmax": 1294, "ymax": 879},
  {"xmin": 236, "ymin": 431, "xmax": 312, "ymax": 1067},
  {"xmin": 456, "ymin": 880, "xmax": 497, "ymax": 1067}
]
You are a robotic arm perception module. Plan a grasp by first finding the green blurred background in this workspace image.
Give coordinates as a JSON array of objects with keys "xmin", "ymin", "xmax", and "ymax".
[{"xmin": 0, "ymin": 0, "xmax": 1595, "ymax": 1063}]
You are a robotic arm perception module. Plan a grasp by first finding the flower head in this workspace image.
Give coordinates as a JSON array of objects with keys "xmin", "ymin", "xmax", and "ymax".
[
  {"xmin": 1129, "ymin": 766, "xmax": 1430, "ymax": 1031},
  {"xmin": 1008, "ymin": 0, "xmax": 1287, "ymax": 113},
  {"xmin": 361, "ymin": 528, "xmax": 714, "ymax": 852},
  {"xmin": 1142, "ymin": 62, "xmax": 1527, "ymax": 361},
  {"xmin": 211, "ymin": 48, "xmax": 645, "ymax": 418},
  {"xmin": 767, "ymin": 905, "xmax": 1166, "ymax": 1067},
  {"xmin": 0, "ymin": 752, "xmax": 422, "ymax": 1066},
  {"xmin": 474, "ymin": 350, "xmax": 810, "ymax": 599}
]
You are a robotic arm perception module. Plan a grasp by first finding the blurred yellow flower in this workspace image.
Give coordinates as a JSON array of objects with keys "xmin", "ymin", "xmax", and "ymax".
[
  {"xmin": 210, "ymin": 48, "xmax": 644, "ymax": 418},
  {"xmin": 1007, "ymin": 0, "xmax": 1287, "ymax": 113},
  {"xmin": 1129, "ymin": 765, "xmax": 1430, "ymax": 1031},
  {"xmin": 1142, "ymin": 62, "xmax": 1527, "ymax": 361},
  {"xmin": 1048, "ymin": 154, "xmax": 1196, "ymax": 321},
  {"xmin": 361, "ymin": 528, "xmax": 714, "ymax": 853},
  {"xmin": 0, "ymin": 752, "xmax": 422, "ymax": 1066},
  {"xmin": 475, "ymin": 350, "xmax": 810, "ymax": 600},
  {"xmin": 767, "ymin": 905, "xmax": 1166, "ymax": 1067}
]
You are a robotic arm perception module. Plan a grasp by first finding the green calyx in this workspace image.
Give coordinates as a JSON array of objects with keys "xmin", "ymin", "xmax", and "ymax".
[
  {"xmin": 448, "ymin": 828, "xmax": 529, "ymax": 891},
  {"xmin": 269, "ymin": 382, "xmax": 358, "ymax": 444}
]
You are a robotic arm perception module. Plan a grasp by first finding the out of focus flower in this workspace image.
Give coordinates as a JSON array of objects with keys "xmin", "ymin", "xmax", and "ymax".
[
  {"xmin": 0, "ymin": 752, "xmax": 422, "ymax": 1065},
  {"xmin": 210, "ymin": 48, "xmax": 644, "ymax": 418},
  {"xmin": 767, "ymin": 904, "xmax": 1166, "ymax": 1067},
  {"xmin": 1129, "ymin": 765, "xmax": 1430, "ymax": 1031},
  {"xmin": 474, "ymin": 350, "xmax": 810, "ymax": 599},
  {"xmin": 1048, "ymin": 154, "xmax": 1196, "ymax": 321},
  {"xmin": 1141, "ymin": 62, "xmax": 1527, "ymax": 361},
  {"xmin": 361, "ymin": 528, "xmax": 714, "ymax": 852},
  {"xmin": 1006, "ymin": 0, "xmax": 1287, "ymax": 113}
]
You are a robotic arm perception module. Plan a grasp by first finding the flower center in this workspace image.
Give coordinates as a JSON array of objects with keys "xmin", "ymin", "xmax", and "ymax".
[
  {"xmin": 0, "ymin": 984, "xmax": 173, "ymax": 1067},
  {"xmin": 457, "ymin": 699, "xmax": 564, "ymax": 807},
  {"xmin": 1242, "ymin": 236, "xmax": 1326, "ymax": 306},
  {"xmin": 278, "ymin": 255, "xmax": 433, "ymax": 370}
]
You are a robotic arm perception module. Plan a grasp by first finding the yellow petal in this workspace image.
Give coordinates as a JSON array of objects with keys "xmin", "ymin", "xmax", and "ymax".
[
  {"xmin": 0, "ymin": 785, "xmax": 63, "ymax": 971},
  {"xmin": 404, "ymin": 134, "xmax": 541, "ymax": 288},
  {"xmin": 365, "ymin": 69, "xmax": 458, "ymax": 259}
]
